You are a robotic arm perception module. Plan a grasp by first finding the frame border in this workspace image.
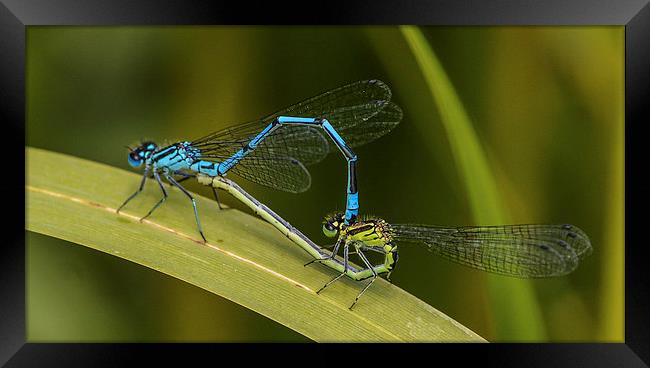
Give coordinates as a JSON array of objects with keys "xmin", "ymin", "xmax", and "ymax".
[{"xmin": 3, "ymin": 0, "xmax": 647, "ymax": 366}]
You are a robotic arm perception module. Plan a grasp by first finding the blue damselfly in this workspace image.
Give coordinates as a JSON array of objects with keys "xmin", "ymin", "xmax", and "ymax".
[{"xmin": 118, "ymin": 80, "xmax": 403, "ymax": 241}]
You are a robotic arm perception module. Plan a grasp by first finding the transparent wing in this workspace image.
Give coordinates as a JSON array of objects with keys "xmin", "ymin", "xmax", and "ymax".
[
  {"xmin": 192, "ymin": 124, "xmax": 329, "ymax": 167},
  {"xmin": 262, "ymin": 79, "xmax": 393, "ymax": 125},
  {"xmin": 321, "ymin": 101, "xmax": 403, "ymax": 151},
  {"xmin": 229, "ymin": 155, "xmax": 312, "ymax": 194},
  {"xmin": 258, "ymin": 126, "xmax": 330, "ymax": 165},
  {"xmin": 188, "ymin": 80, "xmax": 402, "ymax": 192},
  {"xmin": 261, "ymin": 79, "xmax": 400, "ymax": 152},
  {"xmin": 391, "ymin": 223, "xmax": 592, "ymax": 277},
  {"xmin": 191, "ymin": 79, "xmax": 401, "ymax": 163}
]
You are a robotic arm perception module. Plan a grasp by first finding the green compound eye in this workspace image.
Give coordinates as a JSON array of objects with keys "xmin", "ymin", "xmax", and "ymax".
[{"xmin": 322, "ymin": 223, "xmax": 338, "ymax": 238}]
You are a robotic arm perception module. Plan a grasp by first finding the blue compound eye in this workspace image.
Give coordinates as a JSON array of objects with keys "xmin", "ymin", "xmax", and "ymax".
[{"xmin": 128, "ymin": 152, "xmax": 143, "ymax": 167}]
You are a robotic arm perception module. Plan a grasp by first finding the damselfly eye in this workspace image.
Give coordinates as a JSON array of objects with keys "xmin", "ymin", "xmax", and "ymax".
[
  {"xmin": 323, "ymin": 223, "xmax": 338, "ymax": 238},
  {"xmin": 128, "ymin": 152, "xmax": 143, "ymax": 167}
]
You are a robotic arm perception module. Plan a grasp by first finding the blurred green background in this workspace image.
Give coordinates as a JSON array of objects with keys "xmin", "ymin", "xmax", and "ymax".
[{"xmin": 26, "ymin": 26, "xmax": 624, "ymax": 342}]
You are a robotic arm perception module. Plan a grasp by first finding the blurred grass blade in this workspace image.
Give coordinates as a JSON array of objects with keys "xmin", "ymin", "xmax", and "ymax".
[
  {"xmin": 25, "ymin": 147, "xmax": 484, "ymax": 342},
  {"xmin": 600, "ymin": 91, "xmax": 624, "ymax": 341},
  {"xmin": 400, "ymin": 26, "xmax": 546, "ymax": 340}
]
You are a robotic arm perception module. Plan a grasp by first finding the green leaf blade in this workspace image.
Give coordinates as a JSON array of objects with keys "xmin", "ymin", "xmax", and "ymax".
[{"xmin": 26, "ymin": 147, "xmax": 484, "ymax": 342}]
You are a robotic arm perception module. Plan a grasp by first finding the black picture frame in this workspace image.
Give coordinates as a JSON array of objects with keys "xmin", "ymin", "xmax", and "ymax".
[{"xmin": 3, "ymin": 0, "xmax": 648, "ymax": 366}]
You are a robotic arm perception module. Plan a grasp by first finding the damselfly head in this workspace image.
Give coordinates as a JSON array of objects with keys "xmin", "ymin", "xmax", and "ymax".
[
  {"xmin": 322, "ymin": 212, "xmax": 345, "ymax": 238},
  {"xmin": 127, "ymin": 141, "xmax": 158, "ymax": 168}
]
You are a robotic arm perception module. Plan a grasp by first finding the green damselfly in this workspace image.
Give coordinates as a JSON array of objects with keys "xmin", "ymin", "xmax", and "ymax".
[{"xmin": 312, "ymin": 212, "xmax": 593, "ymax": 309}]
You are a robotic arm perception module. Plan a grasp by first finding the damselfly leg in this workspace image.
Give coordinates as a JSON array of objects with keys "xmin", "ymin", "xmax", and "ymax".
[
  {"xmin": 210, "ymin": 187, "xmax": 222, "ymax": 210},
  {"xmin": 164, "ymin": 172, "xmax": 207, "ymax": 242},
  {"xmin": 313, "ymin": 237, "xmax": 380, "ymax": 310},
  {"xmin": 349, "ymin": 246, "xmax": 378, "ymax": 310},
  {"xmin": 117, "ymin": 164, "xmax": 150, "ymax": 213},
  {"xmin": 304, "ymin": 236, "xmax": 343, "ymax": 267},
  {"xmin": 316, "ymin": 239, "xmax": 350, "ymax": 295},
  {"xmin": 139, "ymin": 170, "xmax": 168, "ymax": 222},
  {"xmin": 174, "ymin": 172, "xmax": 222, "ymax": 209}
]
